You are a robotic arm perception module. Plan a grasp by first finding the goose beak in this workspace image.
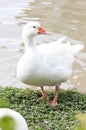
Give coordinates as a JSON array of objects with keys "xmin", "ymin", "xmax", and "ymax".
[{"xmin": 38, "ymin": 26, "xmax": 48, "ymax": 34}]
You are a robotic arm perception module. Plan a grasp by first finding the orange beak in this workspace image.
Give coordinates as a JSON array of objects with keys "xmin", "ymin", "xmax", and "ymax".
[{"xmin": 38, "ymin": 26, "xmax": 48, "ymax": 34}]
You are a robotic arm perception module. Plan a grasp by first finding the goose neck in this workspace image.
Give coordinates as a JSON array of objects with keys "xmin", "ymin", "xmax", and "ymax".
[{"xmin": 23, "ymin": 36, "xmax": 35, "ymax": 49}]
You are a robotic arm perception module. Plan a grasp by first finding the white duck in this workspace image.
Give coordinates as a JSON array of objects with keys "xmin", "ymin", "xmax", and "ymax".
[
  {"xmin": 0, "ymin": 108, "xmax": 28, "ymax": 130},
  {"xmin": 17, "ymin": 22, "xmax": 83, "ymax": 107}
]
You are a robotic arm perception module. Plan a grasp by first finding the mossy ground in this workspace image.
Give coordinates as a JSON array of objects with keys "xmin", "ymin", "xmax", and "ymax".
[{"xmin": 0, "ymin": 87, "xmax": 86, "ymax": 130}]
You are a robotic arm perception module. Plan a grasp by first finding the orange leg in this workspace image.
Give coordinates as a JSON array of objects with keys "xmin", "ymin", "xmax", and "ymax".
[
  {"xmin": 40, "ymin": 86, "xmax": 48, "ymax": 98},
  {"xmin": 50, "ymin": 86, "xmax": 59, "ymax": 107}
]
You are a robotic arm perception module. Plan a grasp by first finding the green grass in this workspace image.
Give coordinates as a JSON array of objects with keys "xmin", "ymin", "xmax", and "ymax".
[{"xmin": 0, "ymin": 87, "xmax": 86, "ymax": 130}]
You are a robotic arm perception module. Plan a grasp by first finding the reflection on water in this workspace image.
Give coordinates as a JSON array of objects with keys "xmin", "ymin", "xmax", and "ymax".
[{"xmin": 0, "ymin": 0, "xmax": 86, "ymax": 92}]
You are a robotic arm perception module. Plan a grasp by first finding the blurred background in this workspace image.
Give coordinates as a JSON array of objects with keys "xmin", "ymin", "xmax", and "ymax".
[{"xmin": 0, "ymin": 0, "xmax": 86, "ymax": 92}]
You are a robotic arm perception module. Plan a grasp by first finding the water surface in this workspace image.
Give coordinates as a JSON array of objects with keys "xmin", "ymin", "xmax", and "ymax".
[{"xmin": 0, "ymin": 0, "xmax": 86, "ymax": 92}]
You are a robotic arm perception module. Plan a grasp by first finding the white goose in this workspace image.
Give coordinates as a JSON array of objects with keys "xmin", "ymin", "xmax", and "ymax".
[
  {"xmin": 0, "ymin": 108, "xmax": 28, "ymax": 130},
  {"xmin": 17, "ymin": 22, "xmax": 84, "ymax": 107}
]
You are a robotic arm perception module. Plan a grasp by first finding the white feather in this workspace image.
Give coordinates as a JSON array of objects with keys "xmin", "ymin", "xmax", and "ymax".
[{"xmin": 17, "ymin": 22, "xmax": 84, "ymax": 87}]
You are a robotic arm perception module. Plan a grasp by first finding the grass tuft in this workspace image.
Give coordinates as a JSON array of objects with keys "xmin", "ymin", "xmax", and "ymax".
[{"xmin": 0, "ymin": 87, "xmax": 86, "ymax": 130}]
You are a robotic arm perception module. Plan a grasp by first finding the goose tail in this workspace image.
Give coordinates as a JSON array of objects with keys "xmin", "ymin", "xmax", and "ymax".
[{"xmin": 71, "ymin": 44, "xmax": 84, "ymax": 54}]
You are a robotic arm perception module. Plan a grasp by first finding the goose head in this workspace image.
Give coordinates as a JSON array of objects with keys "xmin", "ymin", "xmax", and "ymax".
[
  {"xmin": 23, "ymin": 22, "xmax": 48, "ymax": 39},
  {"xmin": 22, "ymin": 22, "xmax": 48, "ymax": 48}
]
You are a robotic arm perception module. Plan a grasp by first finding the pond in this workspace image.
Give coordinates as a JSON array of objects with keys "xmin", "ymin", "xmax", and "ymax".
[{"xmin": 0, "ymin": 0, "xmax": 86, "ymax": 92}]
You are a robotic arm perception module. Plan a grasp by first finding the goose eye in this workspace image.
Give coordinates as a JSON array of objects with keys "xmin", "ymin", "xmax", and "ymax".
[{"xmin": 33, "ymin": 26, "xmax": 36, "ymax": 28}]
